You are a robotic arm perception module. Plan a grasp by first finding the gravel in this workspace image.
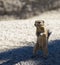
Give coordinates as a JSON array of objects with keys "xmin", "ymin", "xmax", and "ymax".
[{"xmin": 0, "ymin": 10, "xmax": 60, "ymax": 65}]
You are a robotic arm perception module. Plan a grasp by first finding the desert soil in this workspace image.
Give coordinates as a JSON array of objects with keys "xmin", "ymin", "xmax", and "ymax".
[{"xmin": 0, "ymin": 9, "xmax": 60, "ymax": 65}]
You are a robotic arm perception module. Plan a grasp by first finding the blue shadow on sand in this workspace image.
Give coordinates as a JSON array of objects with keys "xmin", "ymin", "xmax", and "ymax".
[{"xmin": 0, "ymin": 40, "xmax": 60, "ymax": 65}]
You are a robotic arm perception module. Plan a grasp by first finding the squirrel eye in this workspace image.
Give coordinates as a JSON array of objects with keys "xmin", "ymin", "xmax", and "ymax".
[{"xmin": 38, "ymin": 22, "xmax": 41, "ymax": 24}]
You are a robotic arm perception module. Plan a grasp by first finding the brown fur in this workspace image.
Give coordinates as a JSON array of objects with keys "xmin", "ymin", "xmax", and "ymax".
[{"xmin": 33, "ymin": 20, "xmax": 48, "ymax": 57}]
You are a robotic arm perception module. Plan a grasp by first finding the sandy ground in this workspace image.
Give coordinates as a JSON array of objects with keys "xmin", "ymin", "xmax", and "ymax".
[{"xmin": 0, "ymin": 9, "xmax": 60, "ymax": 65}]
